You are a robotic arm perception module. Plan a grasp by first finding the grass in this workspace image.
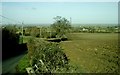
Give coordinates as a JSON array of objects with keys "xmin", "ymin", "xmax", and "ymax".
[
  {"xmin": 15, "ymin": 54, "xmax": 30, "ymax": 73},
  {"xmin": 22, "ymin": 36, "xmax": 47, "ymax": 43},
  {"xmin": 22, "ymin": 36, "xmax": 32, "ymax": 43},
  {"xmin": 21, "ymin": 33, "xmax": 119, "ymax": 73},
  {"xmin": 60, "ymin": 33, "xmax": 119, "ymax": 73}
]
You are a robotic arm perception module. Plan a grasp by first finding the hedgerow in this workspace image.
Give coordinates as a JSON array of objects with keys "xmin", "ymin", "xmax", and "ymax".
[{"xmin": 17, "ymin": 38, "xmax": 78, "ymax": 73}]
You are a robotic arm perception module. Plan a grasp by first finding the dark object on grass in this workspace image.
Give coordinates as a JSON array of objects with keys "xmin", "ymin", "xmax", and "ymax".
[
  {"xmin": 47, "ymin": 35, "xmax": 68, "ymax": 42},
  {"xmin": 47, "ymin": 38, "xmax": 61, "ymax": 42},
  {"xmin": 61, "ymin": 37, "xmax": 68, "ymax": 41}
]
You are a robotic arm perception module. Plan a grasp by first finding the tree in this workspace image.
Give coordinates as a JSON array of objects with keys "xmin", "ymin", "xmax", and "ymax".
[
  {"xmin": 2, "ymin": 27, "xmax": 20, "ymax": 60},
  {"xmin": 5, "ymin": 25, "xmax": 18, "ymax": 33},
  {"xmin": 107, "ymin": 26, "xmax": 115, "ymax": 33},
  {"xmin": 30, "ymin": 26, "xmax": 40, "ymax": 37},
  {"xmin": 51, "ymin": 16, "xmax": 71, "ymax": 38}
]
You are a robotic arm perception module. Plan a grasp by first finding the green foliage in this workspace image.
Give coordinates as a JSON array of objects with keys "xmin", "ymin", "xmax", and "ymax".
[
  {"xmin": 71, "ymin": 25, "xmax": 120, "ymax": 33},
  {"xmin": 2, "ymin": 26, "xmax": 18, "ymax": 41},
  {"xmin": 27, "ymin": 37, "xmax": 36, "ymax": 63},
  {"xmin": 30, "ymin": 27, "xmax": 40, "ymax": 37},
  {"xmin": 46, "ymin": 32, "xmax": 57, "ymax": 38},
  {"xmin": 27, "ymin": 39, "xmax": 78, "ymax": 73},
  {"xmin": 4, "ymin": 25, "xmax": 18, "ymax": 33},
  {"xmin": 2, "ymin": 26, "xmax": 20, "ymax": 59},
  {"xmin": 19, "ymin": 36, "xmax": 23, "ymax": 44},
  {"xmin": 24, "ymin": 27, "xmax": 32, "ymax": 36},
  {"xmin": 51, "ymin": 16, "xmax": 71, "ymax": 38},
  {"xmin": 15, "ymin": 55, "xmax": 30, "ymax": 73}
]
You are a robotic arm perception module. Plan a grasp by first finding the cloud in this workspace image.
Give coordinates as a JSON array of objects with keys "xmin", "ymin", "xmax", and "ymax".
[{"xmin": 32, "ymin": 7, "xmax": 37, "ymax": 10}]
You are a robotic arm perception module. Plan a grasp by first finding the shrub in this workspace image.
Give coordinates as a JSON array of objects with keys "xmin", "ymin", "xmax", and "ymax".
[
  {"xmin": 45, "ymin": 32, "xmax": 57, "ymax": 38},
  {"xmin": 2, "ymin": 27, "xmax": 20, "ymax": 60},
  {"xmin": 27, "ymin": 39, "xmax": 78, "ymax": 73}
]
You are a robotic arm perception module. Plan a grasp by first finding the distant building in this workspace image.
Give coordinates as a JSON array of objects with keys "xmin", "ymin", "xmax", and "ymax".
[{"xmin": 82, "ymin": 28, "xmax": 88, "ymax": 31}]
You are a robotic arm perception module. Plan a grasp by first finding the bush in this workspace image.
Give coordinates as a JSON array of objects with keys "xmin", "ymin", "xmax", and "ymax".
[
  {"xmin": 27, "ymin": 39, "xmax": 78, "ymax": 73},
  {"xmin": 2, "ymin": 27, "xmax": 20, "ymax": 60},
  {"xmin": 61, "ymin": 35, "xmax": 68, "ymax": 41},
  {"xmin": 45, "ymin": 32, "xmax": 57, "ymax": 38}
]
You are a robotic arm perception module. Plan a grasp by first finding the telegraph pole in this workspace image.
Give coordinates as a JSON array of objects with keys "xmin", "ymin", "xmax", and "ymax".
[
  {"xmin": 50, "ymin": 27, "xmax": 51, "ymax": 38},
  {"xmin": 70, "ymin": 17, "xmax": 72, "ymax": 25},
  {"xmin": 39, "ymin": 27, "xmax": 41, "ymax": 38},
  {"xmin": 22, "ymin": 22, "xmax": 24, "ymax": 37},
  {"xmin": 70, "ymin": 17, "xmax": 72, "ymax": 33},
  {"xmin": 21, "ymin": 21, "xmax": 24, "ymax": 43},
  {"xmin": 39, "ymin": 26, "xmax": 41, "ymax": 38}
]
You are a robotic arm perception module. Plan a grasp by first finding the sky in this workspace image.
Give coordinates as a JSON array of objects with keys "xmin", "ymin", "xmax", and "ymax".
[
  {"xmin": 1, "ymin": 0, "xmax": 119, "ymax": 2},
  {"xmin": 1, "ymin": 2, "xmax": 118, "ymax": 25}
]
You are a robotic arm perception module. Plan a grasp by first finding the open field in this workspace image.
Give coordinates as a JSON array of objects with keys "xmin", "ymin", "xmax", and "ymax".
[
  {"xmin": 22, "ymin": 33, "xmax": 119, "ymax": 73},
  {"xmin": 60, "ymin": 33, "xmax": 119, "ymax": 73}
]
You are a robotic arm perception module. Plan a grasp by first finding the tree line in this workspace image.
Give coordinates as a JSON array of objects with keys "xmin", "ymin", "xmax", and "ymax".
[{"xmin": 71, "ymin": 25, "xmax": 120, "ymax": 33}]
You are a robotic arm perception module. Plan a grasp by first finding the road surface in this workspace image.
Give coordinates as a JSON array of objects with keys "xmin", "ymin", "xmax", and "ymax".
[{"xmin": 2, "ymin": 53, "xmax": 26, "ymax": 74}]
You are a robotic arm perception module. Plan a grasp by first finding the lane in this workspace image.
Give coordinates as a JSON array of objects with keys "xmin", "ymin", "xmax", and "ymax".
[
  {"xmin": 0, "ymin": 61, "xmax": 2, "ymax": 75},
  {"xmin": 2, "ymin": 53, "xmax": 26, "ymax": 74}
]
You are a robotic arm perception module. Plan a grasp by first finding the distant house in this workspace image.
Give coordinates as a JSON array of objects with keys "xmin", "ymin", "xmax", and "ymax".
[
  {"xmin": 2, "ymin": 26, "xmax": 5, "ymax": 28},
  {"xmin": 82, "ymin": 28, "xmax": 88, "ymax": 31},
  {"xmin": 114, "ymin": 27, "xmax": 119, "ymax": 33},
  {"xmin": 115, "ymin": 27, "xmax": 118, "ymax": 30}
]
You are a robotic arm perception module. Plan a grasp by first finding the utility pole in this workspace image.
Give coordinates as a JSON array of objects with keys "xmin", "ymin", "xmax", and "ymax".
[
  {"xmin": 22, "ymin": 22, "xmax": 24, "ymax": 37},
  {"xmin": 39, "ymin": 26, "xmax": 41, "ymax": 38},
  {"xmin": 70, "ymin": 17, "xmax": 72, "ymax": 32},
  {"xmin": 70, "ymin": 17, "xmax": 72, "ymax": 25},
  {"xmin": 21, "ymin": 21, "xmax": 24, "ymax": 43},
  {"xmin": 50, "ymin": 30, "xmax": 51, "ymax": 38}
]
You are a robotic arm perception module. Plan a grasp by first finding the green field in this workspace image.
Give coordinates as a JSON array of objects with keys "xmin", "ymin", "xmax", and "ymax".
[
  {"xmin": 60, "ymin": 33, "xmax": 119, "ymax": 73},
  {"xmin": 22, "ymin": 33, "xmax": 119, "ymax": 73}
]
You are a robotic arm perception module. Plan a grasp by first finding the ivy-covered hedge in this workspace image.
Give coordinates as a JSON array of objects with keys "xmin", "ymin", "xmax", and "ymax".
[
  {"xmin": 28, "ymin": 39, "xmax": 78, "ymax": 73},
  {"xmin": 2, "ymin": 27, "xmax": 20, "ymax": 60},
  {"xmin": 16, "ymin": 38, "xmax": 79, "ymax": 73}
]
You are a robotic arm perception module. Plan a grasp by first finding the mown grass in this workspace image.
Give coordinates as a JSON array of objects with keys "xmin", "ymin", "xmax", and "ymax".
[{"xmin": 60, "ymin": 33, "xmax": 119, "ymax": 73}]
